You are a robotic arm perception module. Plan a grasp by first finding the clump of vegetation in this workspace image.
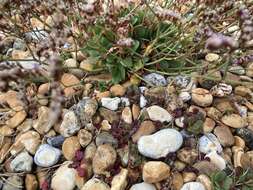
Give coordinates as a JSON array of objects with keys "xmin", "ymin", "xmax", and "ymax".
[{"xmin": 211, "ymin": 168, "xmax": 253, "ymax": 190}]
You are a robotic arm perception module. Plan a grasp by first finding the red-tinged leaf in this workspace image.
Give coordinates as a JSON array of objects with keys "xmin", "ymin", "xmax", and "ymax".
[
  {"xmin": 41, "ymin": 180, "xmax": 49, "ymax": 190},
  {"xmin": 74, "ymin": 150, "xmax": 84, "ymax": 161},
  {"xmin": 76, "ymin": 166, "xmax": 86, "ymax": 177}
]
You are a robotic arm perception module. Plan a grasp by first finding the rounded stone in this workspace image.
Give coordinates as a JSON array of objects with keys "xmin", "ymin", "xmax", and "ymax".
[
  {"xmin": 246, "ymin": 62, "xmax": 253, "ymax": 77},
  {"xmin": 95, "ymin": 132, "xmax": 118, "ymax": 147},
  {"xmin": 146, "ymin": 105, "xmax": 172, "ymax": 123},
  {"xmin": 191, "ymin": 88, "xmax": 213, "ymax": 107},
  {"xmin": 81, "ymin": 178, "xmax": 110, "ymax": 190},
  {"xmin": 179, "ymin": 91, "xmax": 191, "ymax": 102},
  {"xmin": 25, "ymin": 174, "xmax": 38, "ymax": 190},
  {"xmin": 47, "ymin": 135, "xmax": 65, "ymax": 148},
  {"xmin": 144, "ymin": 73, "xmax": 167, "ymax": 86},
  {"xmin": 199, "ymin": 133, "xmax": 222, "ymax": 154},
  {"xmin": 60, "ymin": 111, "xmax": 81, "ymax": 137},
  {"xmin": 138, "ymin": 128, "xmax": 183, "ymax": 159},
  {"xmin": 132, "ymin": 120, "xmax": 156, "ymax": 143},
  {"xmin": 10, "ymin": 151, "xmax": 33, "ymax": 172},
  {"xmin": 78, "ymin": 129, "xmax": 93, "ymax": 147},
  {"xmin": 51, "ymin": 162, "xmax": 76, "ymax": 190},
  {"xmin": 214, "ymin": 125, "xmax": 234, "ymax": 147},
  {"xmin": 62, "ymin": 136, "xmax": 81, "ymax": 161},
  {"xmin": 34, "ymin": 144, "xmax": 61, "ymax": 167},
  {"xmin": 92, "ymin": 144, "xmax": 117, "ymax": 175},
  {"xmin": 121, "ymin": 107, "xmax": 133, "ymax": 124},
  {"xmin": 110, "ymin": 84, "xmax": 126, "ymax": 96},
  {"xmin": 210, "ymin": 83, "xmax": 232, "ymax": 97},
  {"xmin": 205, "ymin": 151, "xmax": 226, "ymax": 170},
  {"xmin": 221, "ymin": 114, "xmax": 247, "ymax": 128},
  {"xmin": 14, "ymin": 131, "xmax": 41, "ymax": 155},
  {"xmin": 180, "ymin": 182, "xmax": 206, "ymax": 190},
  {"xmin": 130, "ymin": 182, "xmax": 156, "ymax": 190},
  {"xmin": 101, "ymin": 97, "xmax": 121, "ymax": 111},
  {"xmin": 143, "ymin": 161, "xmax": 170, "ymax": 183},
  {"xmin": 205, "ymin": 53, "xmax": 219, "ymax": 62}
]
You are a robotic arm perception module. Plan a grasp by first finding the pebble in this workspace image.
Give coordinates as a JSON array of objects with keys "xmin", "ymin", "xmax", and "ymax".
[
  {"xmin": 100, "ymin": 120, "xmax": 111, "ymax": 131},
  {"xmin": 203, "ymin": 118, "xmax": 215, "ymax": 133},
  {"xmin": 61, "ymin": 73, "xmax": 80, "ymax": 97},
  {"xmin": 101, "ymin": 97, "xmax": 121, "ymax": 111},
  {"xmin": 13, "ymin": 131, "xmax": 40, "ymax": 155},
  {"xmin": 171, "ymin": 172, "xmax": 184, "ymax": 189},
  {"xmin": 130, "ymin": 182, "xmax": 156, "ymax": 190},
  {"xmin": 205, "ymin": 53, "xmax": 219, "ymax": 62},
  {"xmin": 10, "ymin": 151, "xmax": 33, "ymax": 172},
  {"xmin": 205, "ymin": 151, "xmax": 226, "ymax": 170},
  {"xmin": 6, "ymin": 110, "xmax": 27, "ymax": 128},
  {"xmin": 99, "ymin": 108, "xmax": 119, "ymax": 123},
  {"xmin": 132, "ymin": 120, "xmax": 156, "ymax": 143},
  {"xmin": 198, "ymin": 70, "xmax": 222, "ymax": 89},
  {"xmin": 193, "ymin": 161, "xmax": 219, "ymax": 175},
  {"xmin": 95, "ymin": 132, "xmax": 118, "ymax": 147},
  {"xmin": 140, "ymin": 95, "xmax": 147, "ymax": 108},
  {"xmin": 25, "ymin": 174, "xmax": 38, "ymax": 190},
  {"xmin": 210, "ymin": 83, "xmax": 232, "ymax": 97},
  {"xmin": 111, "ymin": 168, "xmax": 128, "ymax": 190},
  {"xmin": 180, "ymin": 182, "xmax": 206, "ymax": 190},
  {"xmin": 199, "ymin": 133, "xmax": 222, "ymax": 154},
  {"xmin": 144, "ymin": 73, "xmax": 167, "ymax": 86},
  {"xmin": 175, "ymin": 117, "xmax": 185, "ymax": 128},
  {"xmin": 196, "ymin": 175, "xmax": 212, "ymax": 190},
  {"xmin": 62, "ymin": 136, "xmax": 81, "ymax": 161},
  {"xmin": 146, "ymin": 105, "xmax": 172, "ymax": 123},
  {"xmin": 121, "ymin": 97, "xmax": 130, "ymax": 107},
  {"xmin": 13, "ymin": 38, "xmax": 26, "ymax": 50},
  {"xmin": 143, "ymin": 161, "xmax": 170, "ymax": 183},
  {"xmin": 177, "ymin": 148, "xmax": 198, "ymax": 164},
  {"xmin": 51, "ymin": 162, "xmax": 76, "ymax": 190},
  {"xmin": 121, "ymin": 107, "xmax": 133, "ymax": 124},
  {"xmin": 214, "ymin": 125, "xmax": 234, "ymax": 147},
  {"xmin": 60, "ymin": 111, "xmax": 80, "ymax": 137},
  {"xmin": 0, "ymin": 126, "xmax": 14, "ymax": 136},
  {"xmin": 81, "ymin": 178, "xmax": 110, "ymax": 190},
  {"xmin": 24, "ymin": 30, "xmax": 49, "ymax": 42},
  {"xmin": 3, "ymin": 176, "xmax": 23, "ymax": 190},
  {"xmin": 183, "ymin": 172, "xmax": 197, "ymax": 182},
  {"xmin": 84, "ymin": 142, "xmax": 97, "ymax": 162},
  {"xmin": 47, "ymin": 135, "xmax": 65, "ymax": 148},
  {"xmin": 72, "ymin": 98, "xmax": 98, "ymax": 125},
  {"xmin": 192, "ymin": 88, "xmax": 213, "ymax": 107},
  {"xmin": 64, "ymin": 58, "xmax": 84, "ymax": 78},
  {"xmin": 179, "ymin": 91, "xmax": 191, "ymax": 102},
  {"xmin": 139, "ymin": 86, "xmax": 147, "ymax": 93},
  {"xmin": 138, "ymin": 128, "xmax": 183, "ymax": 159},
  {"xmin": 246, "ymin": 62, "xmax": 253, "ymax": 77},
  {"xmin": 110, "ymin": 84, "xmax": 126, "ymax": 96},
  {"xmin": 234, "ymin": 136, "xmax": 245, "ymax": 149},
  {"xmin": 241, "ymin": 151, "xmax": 253, "ymax": 169},
  {"xmin": 92, "ymin": 144, "xmax": 117, "ymax": 174},
  {"xmin": 78, "ymin": 129, "xmax": 93, "ymax": 147},
  {"xmin": 221, "ymin": 114, "xmax": 247, "ymax": 128},
  {"xmin": 229, "ymin": 65, "xmax": 245, "ymax": 75},
  {"xmin": 33, "ymin": 106, "xmax": 52, "ymax": 134},
  {"xmin": 236, "ymin": 128, "xmax": 253, "ymax": 149},
  {"xmin": 132, "ymin": 104, "xmax": 140, "ymax": 120},
  {"xmin": 34, "ymin": 144, "xmax": 61, "ymax": 167},
  {"xmin": 174, "ymin": 75, "xmax": 191, "ymax": 89},
  {"xmin": 234, "ymin": 86, "xmax": 252, "ymax": 97},
  {"xmin": 96, "ymin": 91, "xmax": 110, "ymax": 100}
]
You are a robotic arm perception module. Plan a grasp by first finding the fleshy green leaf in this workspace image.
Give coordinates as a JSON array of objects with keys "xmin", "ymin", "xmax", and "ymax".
[
  {"xmin": 222, "ymin": 177, "xmax": 233, "ymax": 190},
  {"xmin": 120, "ymin": 58, "xmax": 133, "ymax": 68}
]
